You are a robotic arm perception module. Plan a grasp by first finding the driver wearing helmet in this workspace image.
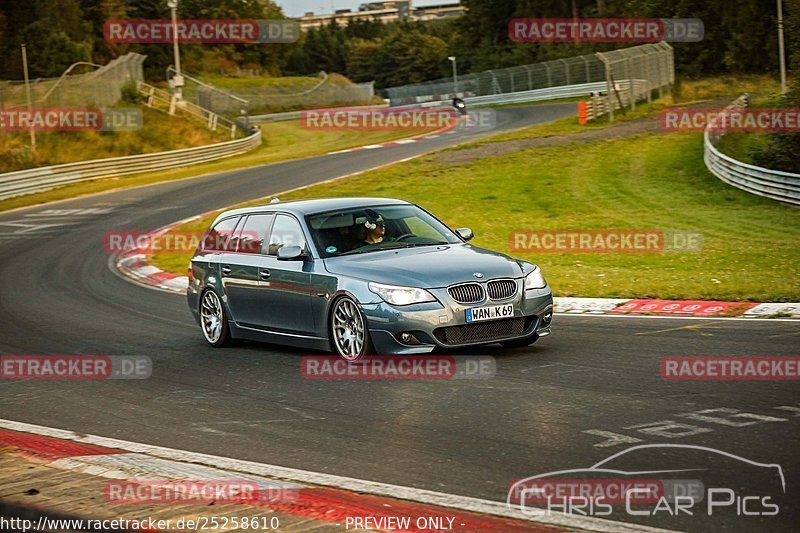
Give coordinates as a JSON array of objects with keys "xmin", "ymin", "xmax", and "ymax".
[{"xmin": 357, "ymin": 209, "xmax": 388, "ymax": 245}]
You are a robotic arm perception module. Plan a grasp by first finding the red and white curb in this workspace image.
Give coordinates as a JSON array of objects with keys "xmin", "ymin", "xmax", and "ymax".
[
  {"xmin": 0, "ymin": 419, "xmax": 676, "ymax": 533},
  {"xmin": 115, "ymin": 208, "xmax": 219, "ymax": 294},
  {"xmin": 553, "ymin": 297, "xmax": 800, "ymax": 319},
  {"xmin": 115, "ymin": 251, "xmax": 800, "ymax": 320}
]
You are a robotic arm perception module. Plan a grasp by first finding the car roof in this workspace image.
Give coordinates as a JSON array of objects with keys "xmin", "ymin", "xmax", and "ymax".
[{"xmin": 215, "ymin": 197, "xmax": 413, "ymax": 221}]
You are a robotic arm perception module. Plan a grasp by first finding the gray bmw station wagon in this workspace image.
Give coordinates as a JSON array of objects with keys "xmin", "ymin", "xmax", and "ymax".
[{"xmin": 188, "ymin": 198, "xmax": 553, "ymax": 359}]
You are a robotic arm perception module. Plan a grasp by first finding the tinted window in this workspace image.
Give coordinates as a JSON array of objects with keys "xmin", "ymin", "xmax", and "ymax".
[
  {"xmin": 267, "ymin": 214, "xmax": 306, "ymax": 256},
  {"xmin": 236, "ymin": 213, "xmax": 275, "ymax": 254},
  {"xmin": 202, "ymin": 216, "xmax": 240, "ymax": 251},
  {"xmin": 306, "ymin": 205, "xmax": 459, "ymax": 258}
]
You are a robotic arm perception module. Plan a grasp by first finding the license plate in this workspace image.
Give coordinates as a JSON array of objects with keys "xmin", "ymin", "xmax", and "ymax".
[{"xmin": 465, "ymin": 304, "xmax": 514, "ymax": 323}]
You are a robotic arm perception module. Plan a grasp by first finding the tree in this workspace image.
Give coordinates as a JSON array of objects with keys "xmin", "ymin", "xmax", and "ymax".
[
  {"xmin": 373, "ymin": 27, "xmax": 448, "ymax": 87},
  {"xmin": 347, "ymin": 39, "xmax": 382, "ymax": 83},
  {"xmin": 752, "ymin": 0, "xmax": 800, "ymax": 173}
]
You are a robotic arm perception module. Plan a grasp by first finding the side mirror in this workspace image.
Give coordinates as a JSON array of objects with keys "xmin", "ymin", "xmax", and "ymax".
[
  {"xmin": 277, "ymin": 245, "xmax": 306, "ymax": 261},
  {"xmin": 456, "ymin": 227, "xmax": 473, "ymax": 241}
]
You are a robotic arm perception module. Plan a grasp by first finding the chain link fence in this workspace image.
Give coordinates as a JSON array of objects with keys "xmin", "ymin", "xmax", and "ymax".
[
  {"xmin": 385, "ymin": 43, "xmax": 673, "ymax": 112},
  {"xmin": 595, "ymin": 42, "xmax": 674, "ymax": 120},
  {"xmin": 0, "ymin": 53, "xmax": 146, "ymax": 110},
  {"xmin": 173, "ymin": 70, "xmax": 376, "ymax": 117},
  {"xmin": 386, "ymin": 53, "xmax": 606, "ymax": 106}
]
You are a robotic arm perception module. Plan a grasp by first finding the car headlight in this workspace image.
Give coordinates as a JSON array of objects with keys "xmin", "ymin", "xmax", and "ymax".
[
  {"xmin": 524, "ymin": 267, "xmax": 547, "ymax": 290},
  {"xmin": 368, "ymin": 282, "xmax": 436, "ymax": 306}
]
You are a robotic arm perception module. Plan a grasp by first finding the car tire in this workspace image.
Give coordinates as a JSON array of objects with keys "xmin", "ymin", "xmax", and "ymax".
[
  {"xmin": 329, "ymin": 296, "xmax": 374, "ymax": 360},
  {"xmin": 500, "ymin": 334, "xmax": 539, "ymax": 349},
  {"xmin": 199, "ymin": 289, "xmax": 235, "ymax": 347}
]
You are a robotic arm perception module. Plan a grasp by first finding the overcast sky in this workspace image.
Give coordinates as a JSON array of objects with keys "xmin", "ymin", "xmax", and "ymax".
[{"xmin": 274, "ymin": 0, "xmax": 456, "ymax": 18}]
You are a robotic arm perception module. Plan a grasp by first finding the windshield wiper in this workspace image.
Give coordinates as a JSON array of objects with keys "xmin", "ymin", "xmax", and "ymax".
[
  {"xmin": 337, "ymin": 248, "xmax": 377, "ymax": 256},
  {"xmin": 336, "ymin": 241, "xmax": 448, "ymax": 256},
  {"xmin": 392, "ymin": 241, "xmax": 449, "ymax": 248}
]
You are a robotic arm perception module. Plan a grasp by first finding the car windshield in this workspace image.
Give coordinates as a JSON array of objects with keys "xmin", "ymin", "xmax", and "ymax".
[{"xmin": 307, "ymin": 204, "xmax": 462, "ymax": 258}]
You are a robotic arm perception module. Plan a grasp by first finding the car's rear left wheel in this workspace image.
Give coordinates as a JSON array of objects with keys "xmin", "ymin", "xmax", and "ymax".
[
  {"xmin": 200, "ymin": 289, "xmax": 234, "ymax": 347},
  {"xmin": 330, "ymin": 296, "xmax": 374, "ymax": 360}
]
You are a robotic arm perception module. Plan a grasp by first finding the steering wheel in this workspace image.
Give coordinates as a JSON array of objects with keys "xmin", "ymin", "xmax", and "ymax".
[{"xmin": 393, "ymin": 233, "xmax": 415, "ymax": 242}]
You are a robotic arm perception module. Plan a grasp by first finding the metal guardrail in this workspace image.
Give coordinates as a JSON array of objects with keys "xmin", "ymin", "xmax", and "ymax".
[
  {"xmin": 704, "ymin": 95, "xmax": 800, "ymax": 206},
  {"xmin": 251, "ymin": 83, "xmax": 610, "ymax": 121},
  {"xmin": 0, "ymin": 130, "xmax": 262, "ymax": 201},
  {"xmin": 250, "ymin": 110, "xmax": 304, "ymax": 122},
  {"xmin": 460, "ymin": 82, "xmax": 609, "ymax": 107}
]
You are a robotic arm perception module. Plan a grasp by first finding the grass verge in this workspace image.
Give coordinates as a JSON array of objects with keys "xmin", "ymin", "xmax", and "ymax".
[{"xmin": 153, "ymin": 127, "xmax": 800, "ymax": 301}]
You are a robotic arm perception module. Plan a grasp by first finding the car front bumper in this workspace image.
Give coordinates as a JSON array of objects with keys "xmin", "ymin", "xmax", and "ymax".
[{"xmin": 362, "ymin": 285, "xmax": 553, "ymax": 355}]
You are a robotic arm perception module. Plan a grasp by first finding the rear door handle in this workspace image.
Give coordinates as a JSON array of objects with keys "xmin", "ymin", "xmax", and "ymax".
[
  {"xmin": 259, "ymin": 269, "xmax": 271, "ymax": 279},
  {"xmin": 221, "ymin": 265, "xmax": 232, "ymax": 275}
]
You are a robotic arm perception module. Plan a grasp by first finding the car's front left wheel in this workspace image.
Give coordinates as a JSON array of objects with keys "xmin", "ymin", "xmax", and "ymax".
[
  {"xmin": 330, "ymin": 296, "xmax": 374, "ymax": 360},
  {"xmin": 200, "ymin": 289, "xmax": 234, "ymax": 347}
]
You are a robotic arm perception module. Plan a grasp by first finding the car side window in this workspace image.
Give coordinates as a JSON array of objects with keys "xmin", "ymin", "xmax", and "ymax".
[
  {"xmin": 268, "ymin": 214, "xmax": 306, "ymax": 256},
  {"xmin": 202, "ymin": 216, "xmax": 240, "ymax": 252},
  {"xmin": 236, "ymin": 213, "xmax": 275, "ymax": 254}
]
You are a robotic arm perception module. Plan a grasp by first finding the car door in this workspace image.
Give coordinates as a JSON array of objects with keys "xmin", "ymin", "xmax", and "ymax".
[
  {"xmin": 259, "ymin": 213, "xmax": 315, "ymax": 335},
  {"xmin": 196, "ymin": 215, "xmax": 241, "ymax": 277},
  {"xmin": 220, "ymin": 213, "xmax": 275, "ymax": 328}
]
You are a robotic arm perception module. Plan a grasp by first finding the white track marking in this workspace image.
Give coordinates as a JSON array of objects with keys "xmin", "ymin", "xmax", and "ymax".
[{"xmin": 0, "ymin": 419, "xmax": 679, "ymax": 533}]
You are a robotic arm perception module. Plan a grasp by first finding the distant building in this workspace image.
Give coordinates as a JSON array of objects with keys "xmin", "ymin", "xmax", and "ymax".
[{"xmin": 298, "ymin": 1, "xmax": 465, "ymax": 31}]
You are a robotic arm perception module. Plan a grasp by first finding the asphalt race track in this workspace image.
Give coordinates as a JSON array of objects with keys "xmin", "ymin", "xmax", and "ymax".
[{"xmin": 0, "ymin": 103, "xmax": 798, "ymax": 532}]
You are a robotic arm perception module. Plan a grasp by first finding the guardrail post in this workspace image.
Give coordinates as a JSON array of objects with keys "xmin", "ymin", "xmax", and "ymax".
[
  {"xmin": 559, "ymin": 59, "xmax": 570, "ymax": 86},
  {"xmin": 524, "ymin": 65, "xmax": 533, "ymax": 90},
  {"xmin": 598, "ymin": 53, "xmax": 614, "ymax": 122},
  {"xmin": 626, "ymin": 58, "xmax": 635, "ymax": 111},
  {"xmin": 580, "ymin": 56, "xmax": 590, "ymax": 83}
]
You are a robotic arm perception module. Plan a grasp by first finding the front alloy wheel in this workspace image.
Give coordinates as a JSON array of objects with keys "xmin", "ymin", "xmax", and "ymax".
[
  {"xmin": 200, "ymin": 289, "xmax": 233, "ymax": 347},
  {"xmin": 330, "ymin": 296, "xmax": 373, "ymax": 360}
]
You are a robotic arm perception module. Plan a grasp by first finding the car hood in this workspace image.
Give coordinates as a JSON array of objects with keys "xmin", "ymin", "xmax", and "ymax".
[{"xmin": 322, "ymin": 244, "xmax": 524, "ymax": 288}]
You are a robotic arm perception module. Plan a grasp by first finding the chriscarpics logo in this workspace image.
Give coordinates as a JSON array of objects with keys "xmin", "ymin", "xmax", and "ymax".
[{"xmin": 508, "ymin": 444, "xmax": 786, "ymax": 522}]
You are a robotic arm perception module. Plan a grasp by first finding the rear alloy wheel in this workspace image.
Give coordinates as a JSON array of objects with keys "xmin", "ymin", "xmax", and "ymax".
[
  {"xmin": 330, "ymin": 296, "xmax": 373, "ymax": 360},
  {"xmin": 200, "ymin": 289, "xmax": 234, "ymax": 347},
  {"xmin": 500, "ymin": 334, "xmax": 539, "ymax": 349}
]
